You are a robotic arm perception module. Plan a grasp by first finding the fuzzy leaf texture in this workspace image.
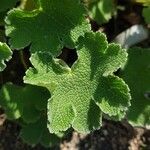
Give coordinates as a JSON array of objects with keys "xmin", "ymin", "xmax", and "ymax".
[
  {"xmin": 5, "ymin": 0, "xmax": 90, "ymax": 56},
  {"xmin": 24, "ymin": 32, "xmax": 131, "ymax": 133},
  {"xmin": 0, "ymin": 42, "xmax": 12, "ymax": 71},
  {"xmin": 0, "ymin": 83, "xmax": 50, "ymax": 123},
  {"xmin": 20, "ymin": 117, "xmax": 60, "ymax": 147},
  {"xmin": 88, "ymin": 0, "xmax": 115, "ymax": 24},
  {"xmin": 119, "ymin": 47, "xmax": 150, "ymax": 126}
]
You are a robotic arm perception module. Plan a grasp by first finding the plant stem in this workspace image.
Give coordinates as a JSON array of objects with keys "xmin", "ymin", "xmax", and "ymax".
[{"xmin": 19, "ymin": 51, "xmax": 28, "ymax": 71}]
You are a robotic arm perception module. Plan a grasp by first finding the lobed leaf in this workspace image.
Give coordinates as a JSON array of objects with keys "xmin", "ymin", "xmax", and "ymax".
[
  {"xmin": 0, "ymin": 42, "xmax": 12, "ymax": 72},
  {"xmin": 119, "ymin": 47, "xmax": 150, "ymax": 126},
  {"xmin": 88, "ymin": 0, "xmax": 116, "ymax": 25},
  {"xmin": 0, "ymin": 83, "xmax": 50, "ymax": 122},
  {"xmin": 5, "ymin": 0, "xmax": 91, "ymax": 56},
  {"xmin": 25, "ymin": 32, "xmax": 131, "ymax": 133}
]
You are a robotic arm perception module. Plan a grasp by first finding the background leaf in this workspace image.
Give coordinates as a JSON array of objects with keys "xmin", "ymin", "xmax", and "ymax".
[
  {"xmin": 119, "ymin": 47, "xmax": 150, "ymax": 126},
  {"xmin": 134, "ymin": 0, "xmax": 150, "ymax": 6},
  {"xmin": 143, "ymin": 6, "xmax": 150, "ymax": 24},
  {"xmin": 0, "ymin": 83, "xmax": 50, "ymax": 122},
  {"xmin": 20, "ymin": 117, "xmax": 60, "ymax": 147},
  {"xmin": 5, "ymin": 0, "xmax": 91, "ymax": 56},
  {"xmin": 0, "ymin": 42, "xmax": 12, "ymax": 72},
  {"xmin": 87, "ymin": 0, "xmax": 116, "ymax": 24}
]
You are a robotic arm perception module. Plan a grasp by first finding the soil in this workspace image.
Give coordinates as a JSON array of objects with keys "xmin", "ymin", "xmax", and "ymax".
[
  {"xmin": 0, "ymin": 1, "xmax": 150, "ymax": 150},
  {"xmin": 0, "ymin": 117, "xmax": 150, "ymax": 150},
  {"xmin": 60, "ymin": 121, "xmax": 150, "ymax": 150}
]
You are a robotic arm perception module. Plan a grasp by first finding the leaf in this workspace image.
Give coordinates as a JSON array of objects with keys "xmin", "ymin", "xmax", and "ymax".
[
  {"xmin": 143, "ymin": 6, "xmax": 150, "ymax": 24},
  {"xmin": 88, "ymin": 0, "xmax": 116, "ymax": 24},
  {"xmin": 0, "ymin": 0, "xmax": 18, "ymax": 25},
  {"xmin": 134, "ymin": 0, "xmax": 150, "ymax": 6},
  {"xmin": 24, "ymin": 32, "xmax": 131, "ymax": 133},
  {"xmin": 5, "ymin": 0, "xmax": 91, "ymax": 56},
  {"xmin": 0, "ymin": 83, "xmax": 50, "ymax": 123},
  {"xmin": 119, "ymin": 47, "xmax": 150, "ymax": 126},
  {"xmin": 20, "ymin": 0, "xmax": 39, "ymax": 11},
  {"xmin": 20, "ymin": 117, "xmax": 60, "ymax": 147},
  {"xmin": 0, "ymin": 0, "xmax": 18, "ymax": 12},
  {"xmin": 0, "ymin": 42, "xmax": 12, "ymax": 71}
]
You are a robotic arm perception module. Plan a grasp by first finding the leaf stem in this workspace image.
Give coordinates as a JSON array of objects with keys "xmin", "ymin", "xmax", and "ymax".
[{"xmin": 19, "ymin": 51, "xmax": 28, "ymax": 71}]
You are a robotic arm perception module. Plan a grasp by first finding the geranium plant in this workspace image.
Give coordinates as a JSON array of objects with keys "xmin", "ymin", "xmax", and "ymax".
[{"xmin": 0, "ymin": 0, "xmax": 149, "ymax": 147}]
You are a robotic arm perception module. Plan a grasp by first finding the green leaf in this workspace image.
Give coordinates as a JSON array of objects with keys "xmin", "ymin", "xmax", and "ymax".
[
  {"xmin": 88, "ymin": 0, "xmax": 116, "ymax": 24},
  {"xmin": 40, "ymin": 128, "xmax": 60, "ymax": 147},
  {"xmin": 5, "ymin": 0, "xmax": 90, "ymax": 56},
  {"xmin": 143, "ymin": 6, "xmax": 150, "ymax": 24},
  {"xmin": 0, "ymin": 83, "xmax": 50, "ymax": 122},
  {"xmin": 0, "ymin": 0, "xmax": 18, "ymax": 25},
  {"xmin": 20, "ymin": 117, "xmax": 60, "ymax": 147},
  {"xmin": 119, "ymin": 47, "xmax": 150, "ymax": 126},
  {"xmin": 24, "ymin": 32, "xmax": 130, "ymax": 133},
  {"xmin": 20, "ymin": 0, "xmax": 39, "ymax": 11},
  {"xmin": 0, "ymin": 0, "xmax": 18, "ymax": 12},
  {"xmin": 0, "ymin": 42, "xmax": 12, "ymax": 71},
  {"xmin": 135, "ymin": 0, "xmax": 150, "ymax": 6}
]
